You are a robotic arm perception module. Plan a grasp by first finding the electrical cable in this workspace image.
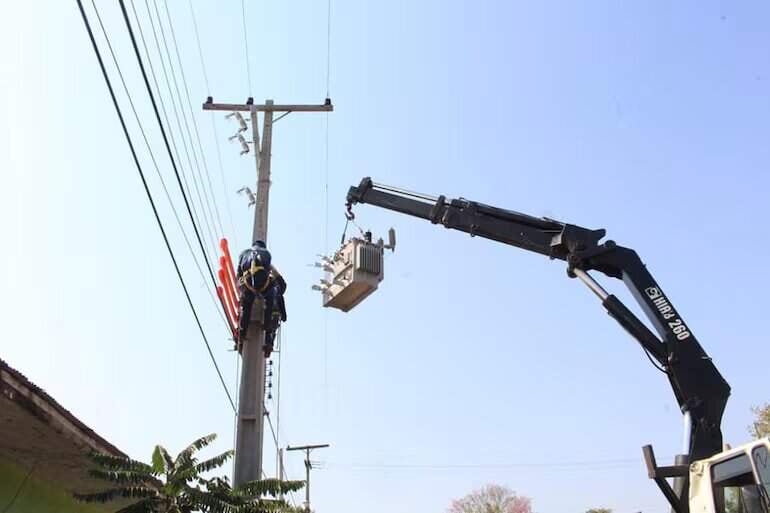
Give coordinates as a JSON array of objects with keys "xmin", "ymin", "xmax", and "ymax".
[
  {"xmin": 78, "ymin": 0, "xmax": 236, "ymax": 412},
  {"xmin": 98, "ymin": 0, "xmax": 230, "ymax": 335},
  {"xmin": 231, "ymin": 350, "xmax": 241, "ymax": 480},
  {"xmin": 323, "ymin": 101, "xmax": 330, "ymax": 418},
  {"xmin": 146, "ymin": 0, "xmax": 221, "ymax": 261},
  {"xmin": 150, "ymin": 0, "xmax": 220, "ymax": 252},
  {"xmin": 161, "ymin": 0, "xmax": 226, "ymax": 241},
  {"xmin": 328, "ymin": 456, "xmax": 654, "ymax": 470},
  {"xmin": 188, "ymin": 0, "xmax": 239, "ymax": 249},
  {"xmin": 275, "ymin": 327, "xmax": 282, "ymax": 446},
  {"xmin": 133, "ymin": 0, "xmax": 218, "ymax": 267},
  {"xmin": 264, "ymin": 405, "xmax": 279, "ymax": 451},
  {"xmin": 131, "ymin": 0, "xmax": 232, "ymax": 334},
  {"xmin": 325, "ymin": 0, "xmax": 332, "ymax": 98},
  {"xmin": 280, "ymin": 460, "xmax": 299, "ymax": 509},
  {"xmin": 1, "ymin": 460, "xmax": 35, "ymax": 513},
  {"xmin": 241, "ymin": 0, "xmax": 252, "ymax": 94},
  {"xmin": 323, "ymin": 0, "xmax": 333, "ymax": 414},
  {"xmin": 120, "ymin": 0, "xmax": 229, "ymax": 324},
  {"xmin": 644, "ymin": 347, "xmax": 669, "ymax": 374},
  {"xmin": 129, "ymin": 0, "xmax": 210, "ymax": 261},
  {"xmin": 273, "ymin": 333, "xmax": 298, "ymax": 509}
]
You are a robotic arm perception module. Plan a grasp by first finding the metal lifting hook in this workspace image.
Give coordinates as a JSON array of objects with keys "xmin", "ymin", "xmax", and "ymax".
[{"xmin": 345, "ymin": 202, "xmax": 355, "ymax": 221}]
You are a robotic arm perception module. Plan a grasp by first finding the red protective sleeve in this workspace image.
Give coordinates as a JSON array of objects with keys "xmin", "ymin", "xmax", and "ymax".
[
  {"xmin": 219, "ymin": 269, "xmax": 240, "ymax": 326},
  {"xmin": 217, "ymin": 285, "xmax": 237, "ymax": 337},
  {"xmin": 220, "ymin": 238, "xmax": 240, "ymax": 300}
]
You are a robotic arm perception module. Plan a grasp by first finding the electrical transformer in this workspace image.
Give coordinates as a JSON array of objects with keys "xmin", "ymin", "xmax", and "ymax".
[{"xmin": 315, "ymin": 229, "xmax": 395, "ymax": 312}]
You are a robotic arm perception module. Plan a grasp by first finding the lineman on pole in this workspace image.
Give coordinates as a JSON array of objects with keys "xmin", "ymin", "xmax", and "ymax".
[{"xmin": 236, "ymin": 240, "xmax": 287, "ymax": 355}]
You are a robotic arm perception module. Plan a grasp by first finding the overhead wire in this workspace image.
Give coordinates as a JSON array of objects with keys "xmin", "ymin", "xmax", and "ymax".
[
  {"xmin": 328, "ymin": 456, "xmax": 654, "ymax": 471},
  {"xmin": 180, "ymin": 0, "xmax": 244, "ymax": 466},
  {"xmin": 241, "ymin": 0, "xmax": 252, "ymax": 94},
  {"xmin": 136, "ymin": 0, "xmax": 217, "ymax": 264},
  {"xmin": 1, "ymin": 460, "xmax": 35, "ymax": 513},
  {"xmin": 78, "ymin": 0, "xmax": 236, "ymax": 412},
  {"xmin": 129, "ymin": 0, "xmax": 209, "ymax": 259},
  {"xmin": 321, "ymin": 0, "xmax": 334, "ymax": 428},
  {"xmin": 150, "ymin": 0, "xmax": 220, "ymax": 251},
  {"xmin": 231, "ymin": 350, "xmax": 241, "ymax": 479},
  {"xmin": 275, "ymin": 327, "xmax": 283, "ymax": 448},
  {"xmin": 264, "ymin": 408, "xmax": 279, "ymax": 451},
  {"xmin": 187, "ymin": 0, "xmax": 239, "ymax": 249},
  {"xmin": 146, "ymin": 0, "xmax": 220, "ymax": 261},
  {"xmin": 325, "ymin": 0, "xmax": 332, "ymax": 98},
  {"xmin": 273, "ymin": 329, "xmax": 299, "ymax": 508},
  {"xmin": 161, "ymin": 0, "xmax": 226, "ymax": 241},
  {"xmin": 95, "ymin": 0, "xmax": 230, "ymax": 335}
]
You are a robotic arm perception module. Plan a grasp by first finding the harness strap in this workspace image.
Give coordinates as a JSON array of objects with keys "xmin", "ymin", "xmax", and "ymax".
[{"xmin": 238, "ymin": 264, "xmax": 273, "ymax": 294}]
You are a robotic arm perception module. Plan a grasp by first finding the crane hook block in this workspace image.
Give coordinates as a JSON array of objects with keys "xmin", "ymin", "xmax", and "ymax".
[{"xmin": 314, "ymin": 230, "xmax": 395, "ymax": 312}]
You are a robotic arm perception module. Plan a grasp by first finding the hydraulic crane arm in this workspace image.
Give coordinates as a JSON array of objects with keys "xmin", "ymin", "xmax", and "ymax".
[{"xmin": 346, "ymin": 177, "xmax": 730, "ymax": 463}]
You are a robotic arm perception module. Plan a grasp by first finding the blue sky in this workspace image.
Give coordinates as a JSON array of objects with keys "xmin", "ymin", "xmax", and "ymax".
[{"xmin": 1, "ymin": 1, "xmax": 769, "ymax": 512}]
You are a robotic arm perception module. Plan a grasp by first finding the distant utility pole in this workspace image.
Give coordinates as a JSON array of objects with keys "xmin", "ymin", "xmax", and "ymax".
[
  {"xmin": 203, "ymin": 97, "xmax": 332, "ymax": 487},
  {"xmin": 286, "ymin": 443, "xmax": 329, "ymax": 512}
]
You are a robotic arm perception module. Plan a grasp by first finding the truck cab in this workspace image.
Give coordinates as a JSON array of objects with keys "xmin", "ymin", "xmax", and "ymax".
[{"xmin": 689, "ymin": 439, "xmax": 770, "ymax": 513}]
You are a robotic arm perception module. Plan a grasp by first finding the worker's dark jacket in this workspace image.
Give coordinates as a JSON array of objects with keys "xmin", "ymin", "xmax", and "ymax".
[
  {"xmin": 236, "ymin": 246, "xmax": 287, "ymax": 344},
  {"xmin": 237, "ymin": 245, "xmax": 273, "ymax": 294}
]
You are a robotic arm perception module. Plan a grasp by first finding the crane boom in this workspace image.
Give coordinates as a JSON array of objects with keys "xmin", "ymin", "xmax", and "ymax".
[{"xmin": 346, "ymin": 177, "xmax": 731, "ymax": 469}]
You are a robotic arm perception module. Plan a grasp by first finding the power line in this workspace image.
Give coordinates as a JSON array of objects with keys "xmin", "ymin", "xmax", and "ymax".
[
  {"xmin": 327, "ymin": 455, "xmax": 661, "ymax": 471},
  {"xmin": 98, "ymin": 0, "xmax": 230, "ymax": 335},
  {"xmin": 129, "ymin": 0, "xmax": 232, "ymax": 334},
  {"xmin": 275, "ymin": 327, "xmax": 283, "ymax": 447},
  {"xmin": 231, "ymin": 351, "xmax": 241, "ymax": 479},
  {"xmin": 129, "ymin": 0, "xmax": 211, "ymax": 263},
  {"xmin": 1, "ymin": 460, "xmax": 35, "ymax": 513},
  {"xmin": 145, "ymin": 0, "xmax": 221, "ymax": 261},
  {"xmin": 241, "ymin": 0, "xmax": 252, "ymax": 94},
  {"xmin": 149, "ymin": 0, "xmax": 220, "ymax": 254},
  {"xmin": 325, "ymin": 0, "xmax": 332, "ymax": 97},
  {"xmin": 161, "ymin": 0, "xmax": 226, "ymax": 241},
  {"xmin": 279, "ymin": 450, "xmax": 299, "ymax": 509},
  {"xmin": 187, "ymin": 0, "xmax": 239, "ymax": 249},
  {"xmin": 265, "ymin": 405, "xmax": 280, "ymax": 450},
  {"xmin": 322, "ymin": 0, "xmax": 334, "ymax": 421},
  {"xmin": 77, "ymin": 0, "xmax": 236, "ymax": 412},
  {"xmin": 134, "ymin": 0, "xmax": 218, "ymax": 267}
]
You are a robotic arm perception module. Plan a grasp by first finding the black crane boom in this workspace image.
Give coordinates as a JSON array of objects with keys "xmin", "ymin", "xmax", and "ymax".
[{"xmin": 346, "ymin": 177, "xmax": 730, "ymax": 470}]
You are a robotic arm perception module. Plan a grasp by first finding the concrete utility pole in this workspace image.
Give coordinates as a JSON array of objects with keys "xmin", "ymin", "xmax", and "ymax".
[
  {"xmin": 286, "ymin": 444, "xmax": 329, "ymax": 512},
  {"xmin": 203, "ymin": 97, "xmax": 332, "ymax": 487}
]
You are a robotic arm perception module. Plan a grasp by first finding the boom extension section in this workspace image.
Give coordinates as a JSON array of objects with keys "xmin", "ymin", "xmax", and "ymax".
[{"xmin": 346, "ymin": 177, "xmax": 730, "ymax": 466}]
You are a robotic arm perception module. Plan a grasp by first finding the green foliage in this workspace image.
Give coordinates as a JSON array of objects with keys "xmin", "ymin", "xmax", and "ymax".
[
  {"xmin": 75, "ymin": 433, "xmax": 304, "ymax": 513},
  {"xmin": 749, "ymin": 403, "xmax": 770, "ymax": 439},
  {"xmin": 586, "ymin": 509, "xmax": 612, "ymax": 513}
]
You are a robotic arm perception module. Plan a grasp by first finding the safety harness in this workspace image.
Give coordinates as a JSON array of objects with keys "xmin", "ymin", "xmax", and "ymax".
[{"xmin": 238, "ymin": 260, "xmax": 273, "ymax": 294}]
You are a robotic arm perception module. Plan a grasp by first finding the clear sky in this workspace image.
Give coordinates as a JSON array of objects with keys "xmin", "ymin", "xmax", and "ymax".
[{"xmin": 1, "ymin": 1, "xmax": 768, "ymax": 512}]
